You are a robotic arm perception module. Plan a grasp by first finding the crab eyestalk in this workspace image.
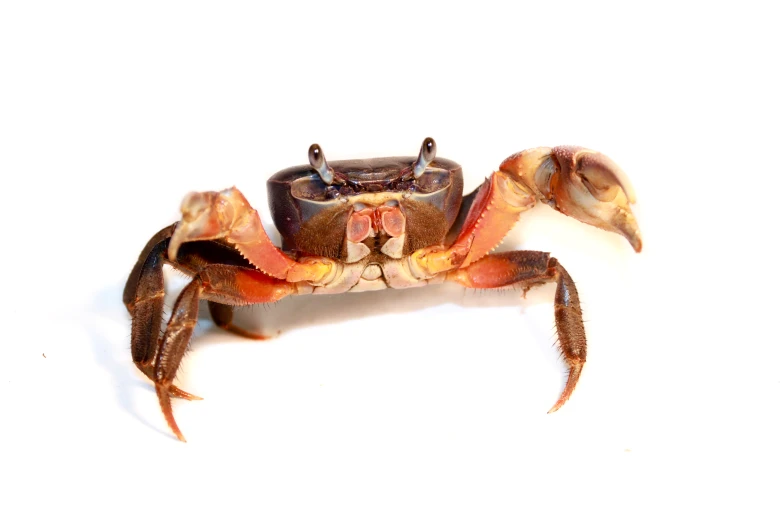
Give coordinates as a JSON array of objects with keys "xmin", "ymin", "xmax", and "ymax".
[
  {"xmin": 413, "ymin": 137, "xmax": 437, "ymax": 178},
  {"xmin": 499, "ymin": 146, "xmax": 643, "ymax": 252},
  {"xmin": 309, "ymin": 143, "xmax": 336, "ymax": 185}
]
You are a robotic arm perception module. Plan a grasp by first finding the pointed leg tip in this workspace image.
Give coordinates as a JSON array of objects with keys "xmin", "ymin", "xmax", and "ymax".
[
  {"xmin": 547, "ymin": 402, "xmax": 564, "ymax": 415},
  {"xmin": 547, "ymin": 390, "xmax": 570, "ymax": 413},
  {"xmin": 547, "ymin": 363, "xmax": 583, "ymax": 415},
  {"xmin": 175, "ymin": 391, "xmax": 204, "ymax": 401},
  {"xmin": 157, "ymin": 383, "xmax": 189, "ymax": 443},
  {"xmin": 165, "ymin": 416, "xmax": 188, "ymax": 444},
  {"xmin": 546, "ymin": 393, "xmax": 571, "ymax": 414},
  {"xmin": 168, "ymin": 385, "xmax": 203, "ymax": 401}
]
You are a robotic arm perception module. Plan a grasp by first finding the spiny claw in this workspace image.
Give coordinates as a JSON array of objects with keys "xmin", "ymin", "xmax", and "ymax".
[{"xmin": 500, "ymin": 146, "xmax": 642, "ymax": 252}]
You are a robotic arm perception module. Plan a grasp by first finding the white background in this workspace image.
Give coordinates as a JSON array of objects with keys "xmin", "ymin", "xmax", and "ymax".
[{"xmin": 1, "ymin": 1, "xmax": 781, "ymax": 520}]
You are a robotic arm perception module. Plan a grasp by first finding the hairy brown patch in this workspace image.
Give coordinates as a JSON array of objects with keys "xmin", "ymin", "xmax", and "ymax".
[
  {"xmin": 400, "ymin": 199, "xmax": 449, "ymax": 253},
  {"xmin": 294, "ymin": 203, "xmax": 351, "ymax": 258}
]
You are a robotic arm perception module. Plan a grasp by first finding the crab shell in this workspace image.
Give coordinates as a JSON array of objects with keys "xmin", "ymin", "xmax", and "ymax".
[{"xmin": 267, "ymin": 157, "xmax": 464, "ymax": 260}]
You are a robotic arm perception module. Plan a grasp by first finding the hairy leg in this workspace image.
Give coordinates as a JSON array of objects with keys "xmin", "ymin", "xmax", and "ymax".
[
  {"xmin": 448, "ymin": 251, "xmax": 586, "ymax": 413},
  {"xmin": 151, "ymin": 265, "xmax": 296, "ymax": 441},
  {"xmin": 125, "ymin": 226, "xmax": 290, "ymax": 439},
  {"xmin": 124, "ymin": 231, "xmax": 200, "ymax": 401}
]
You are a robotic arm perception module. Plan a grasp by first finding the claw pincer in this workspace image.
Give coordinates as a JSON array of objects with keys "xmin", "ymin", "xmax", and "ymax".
[{"xmin": 499, "ymin": 146, "xmax": 642, "ymax": 252}]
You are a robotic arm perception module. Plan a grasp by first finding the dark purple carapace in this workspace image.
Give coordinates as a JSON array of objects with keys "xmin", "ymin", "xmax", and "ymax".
[{"xmin": 267, "ymin": 155, "xmax": 464, "ymax": 258}]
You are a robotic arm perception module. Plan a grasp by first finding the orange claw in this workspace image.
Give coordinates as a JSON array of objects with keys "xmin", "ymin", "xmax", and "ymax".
[
  {"xmin": 454, "ymin": 170, "xmax": 537, "ymax": 268},
  {"xmin": 412, "ymin": 145, "xmax": 642, "ymax": 280},
  {"xmin": 500, "ymin": 146, "xmax": 642, "ymax": 252},
  {"xmin": 409, "ymin": 168, "xmax": 536, "ymax": 277},
  {"xmin": 169, "ymin": 187, "xmax": 335, "ymax": 284},
  {"xmin": 169, "ymin": 187, "xmax": 296, "ymax": 279}
]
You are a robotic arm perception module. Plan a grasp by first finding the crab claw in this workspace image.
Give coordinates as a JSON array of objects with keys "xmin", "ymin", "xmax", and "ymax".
[
  {"xmin": 167, "ymin": 187, "xmax": 300, "ymax": 281},
  {"xmin": 168, "ymin": 189, "xmax": 243, "ymax": 261},
  {"xmin": 500, "ymin": 146, "xmax": 642, "ymax": 252}
]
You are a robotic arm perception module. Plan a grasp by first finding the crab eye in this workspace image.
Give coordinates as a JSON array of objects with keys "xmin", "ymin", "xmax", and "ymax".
[
  {"xmin": 413, "ymin": 137, "xmax": 437, "ymax": 178},
  {"xmin": 308, "ymin": 143, "xmax": 335, "ymax": 185}
]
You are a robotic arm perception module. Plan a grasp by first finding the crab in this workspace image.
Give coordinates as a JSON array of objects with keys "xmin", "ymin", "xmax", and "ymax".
[{"xmin": 124, "ymin": 138, "xmax": 642, "ymax": 441}]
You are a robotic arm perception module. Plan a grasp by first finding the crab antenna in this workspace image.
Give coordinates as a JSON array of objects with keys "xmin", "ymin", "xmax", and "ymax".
[
  {"xmin": 413, "ymin": 137, "xmax": 437, "ymax": 178},
  {"xmin": 309, "ymin": 143, "xmax": 335, "ymax": 185}
]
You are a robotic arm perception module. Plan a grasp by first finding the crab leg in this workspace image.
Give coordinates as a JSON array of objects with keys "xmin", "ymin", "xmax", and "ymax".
[
  {"xmin": 124, "ymin": 231, "xmax": 166, "ymax": 369},
  {"xmin": 124, "ymin": 225, "xmax": 202, "ymax": 401},
  {"xmin": 152, "ymin": 265, "xmax": 296, "ymax": 441},
  {"xmin": 410, "ymin": 146, "xmax": 642, "ymax": 278},
  {"xmin": 208, "ymin": 302, "xmax": 268, "ymax": 340},
  {"xmin": 167, "ymin": 187, "xmax": 335, "ymax": 284},
  {"xmin": 154, "ymin": 277, "xmax": 203, "ymax": 441},
  {"xmin": 125, "ymin": 225, "xmax": 297, "ymax": 439},
  {"xmin": 123, "ymin": 224, "xmax": 176, "ymax": 312},
  {"xmin": 447, "ymin": 251, "xmax": 586, "ymax": 413}
]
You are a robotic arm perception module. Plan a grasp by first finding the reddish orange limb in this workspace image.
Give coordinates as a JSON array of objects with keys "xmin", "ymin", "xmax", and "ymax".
[
  {"xmin": 413, "ymin": 145, "xmax": 642, "ymax": 279},
  {"xmin": 410, "ymin": 171, "xmax": 535, "ymax": 277},
  {"xmin": 452, "ymin": 171, "xmax": 537, "ymax": 267},
  {"xmin": 448, "ymin": 251, "xmax": 587, "ymax": 413},
  {"xmin": 169, "ymin": 187, "xmax": 334, "ymax": 283}
]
